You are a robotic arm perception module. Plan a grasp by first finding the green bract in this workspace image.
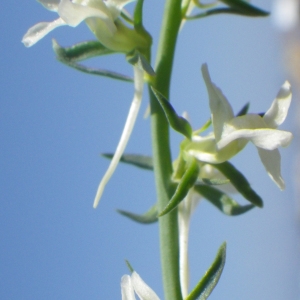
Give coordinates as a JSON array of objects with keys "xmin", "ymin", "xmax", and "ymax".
[
  {"xmin": 183, "ymin": 64, "xmax": 292, "ymax": 190},
  {"xmin": 22, "ymin": 0, "xmax": 149, "ymax": 52}
]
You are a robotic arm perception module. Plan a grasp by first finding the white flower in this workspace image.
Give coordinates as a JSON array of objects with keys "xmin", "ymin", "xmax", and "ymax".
[
  {"xmin": 22, "ymin": 0, "xmax": 147, "ymax": 52},
  {"xmin": 186, "ymin": 64, "xmax": 292, "ymax": 190},
  {"xmin": 121, "ymin": 271, "xmax": 160, "ymax": 300}
]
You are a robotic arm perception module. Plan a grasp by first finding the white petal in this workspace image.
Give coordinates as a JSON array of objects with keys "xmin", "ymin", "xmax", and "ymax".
[
  {"xmin": 93, "ymin": 66, "xmax": 144, "ymax": 208},
  {"xmin": 219, "ymin": 128, "xmax": 292, "ymax": 150},
  {"xmin": 263, "ymin": 81, "xmax": 292, "ymax": 128},
  {"xmin": 38, "ymin": 0, "xmax": 60, "ymax": 11},
  {"xmin": 105, "ymin": 0, "xmax": 134, "ymax": 20},
  {"xmin": 257, "ymin": 148, "xmax": 285, "ymax": 190},
  {"xmin": 121, "ymin": 275, "xmax": 136, "ymax": 300},
  {"xmin": 131, "ymin": 272, "xmax": 160, "ymax": 300},
  {"xmin": 218, "ymin": 114, "xmax": 293, "ymax": 150},
  {"xmin": 22, "ymin": 18, "xmax": 66, "ymax": 47},
  {"xmin": 201, "ymin": 64, "xmax": 234, "ymax": 142},
  {"xmin": 58, "ymin": 0, "xmax": 116, "ymax": 34}
]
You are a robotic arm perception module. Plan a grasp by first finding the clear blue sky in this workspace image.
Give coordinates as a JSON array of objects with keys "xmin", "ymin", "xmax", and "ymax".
[{"xmin": 1, "ymin": 0, "xmax": 299, "ymax": 299}]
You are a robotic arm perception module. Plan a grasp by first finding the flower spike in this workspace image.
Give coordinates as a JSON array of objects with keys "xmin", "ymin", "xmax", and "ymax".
[{"xmin": 93, "ymin": 65, "xmax": 144, "ymax": 208}]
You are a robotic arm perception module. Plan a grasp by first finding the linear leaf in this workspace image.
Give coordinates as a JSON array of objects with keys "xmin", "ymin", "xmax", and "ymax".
[
  {"xmin": 117, "ymin": 204, "xmax": 158, "ymax": 224},
  {"xmin": 212, "ymin": 161, "xmax": 263, "ymax": 207},
  {"xmin": 151, "ymin": 87, "xmax": 193, "ymax": 139},
  {"xmin": 220, "ymin": 0, "xmax": 269, "ymax": 17},
  {"xmin": 194, "ymin": 184, "xmax": 254, "ymax": 216},
  {"xmin": 102, "ymin": 153, "xmax": 153, "ymax": 170},
  {"xmin": 186, "ymin": 242, "xmax": 226, "ymax": 300},
  {"xmin": 159, "ymin": 159, "xmax": 199, "ymax": 216},
  {"xmin": 220, "ymin": 0, "xmax": 269, "ymax": 16},
  {"xmin": 186, "ymin": 5, "xmax": 268, "ymax": 20},
  {"xmin": 56, "ymin": 59, "xmax": 133, "ymax": 82}
]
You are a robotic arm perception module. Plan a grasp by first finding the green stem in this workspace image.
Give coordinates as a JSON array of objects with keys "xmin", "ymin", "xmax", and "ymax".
[{"xmin": 149, "ymin": 0, "xmax": 182, "ymax": 299}]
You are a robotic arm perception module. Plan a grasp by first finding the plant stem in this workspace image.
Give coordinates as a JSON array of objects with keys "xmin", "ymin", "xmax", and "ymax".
[{"xmin": 149, "ymin": 0, "xmax": 182, "ymax": 299}]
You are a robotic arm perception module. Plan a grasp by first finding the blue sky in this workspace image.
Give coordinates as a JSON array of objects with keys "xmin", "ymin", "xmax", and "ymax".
[{"xmin": 1, "ymin": 0, "xmax": 299, "ymax": 299}]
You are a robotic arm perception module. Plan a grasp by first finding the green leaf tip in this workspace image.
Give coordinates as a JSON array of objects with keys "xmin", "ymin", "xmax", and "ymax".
[
  {"xmin": 185, "ymin": 242, "xmax": 226, "ymax": 300},
  {"xmin": 220, "ymin": 0, "xmax": 269, "ymax": 17},
  {"xmin": 125, "ymin": 260, "xmax": 134, "ymax": 273},
  {"xmin": 159, "ymin": 159, "xmax": 199, "ymax": 216},
  {"xmin": 117, "ymin": 204, "xmax": 158, "ymax": 224},
  {"xmin": 151, "ymin": 87, "xmax": 193, "ymax": 139},
  {"xmin": 195, "ymin": 184, "xmax": 255, "ymax": 216},
  {"xmin": 102, "ymin": 153, "xmax": 153, "ymax": 170},
  {"xmin": 212, "ymin": 161, "xmax": 263, "ymax": 208}
]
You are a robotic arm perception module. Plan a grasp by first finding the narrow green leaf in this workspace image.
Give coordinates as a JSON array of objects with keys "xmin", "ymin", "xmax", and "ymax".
[
  {"xmin": 102, "ymin": 153, "xmax": 153, "ymax": 170},
  {"xmin": 53, "ymin": 39, "xmax": 132, "ymax": 81},
  {"xmin": 236, "ymin": 102, "xmax": 250, "ymax": 117},
  {"xmin": 186, "ymin": 242, "xmax": 227, "ymax": 300},
  {"xmin": 194, "ymin": 184, "xmax": 254, "ymax": 216},
  {"xmin": 52, "ymin": 39, "xmax": 114, "ymax": 62},
  {"xmin": 117, "ymin": 205, "xmax": 158, "ymax": 224},
  {"xmin": 55, "ymin": 59, "xmax": 133, "ymax": 82},
  {"xmin": 127, "ymin": 50, "xmax": 155, "ymax": 76},
  {"xmin": 151, "ymin": 87, "xmax": 193, "ymax": 139},
  {"xmin": 186, "ymin": 8, "xmax": 245, "ymax": 20},
  {"xmin": 220, "ymin": 0, "xmax": 269, "ymax": 16},
  {"xmin": 159, "ymin": 159, "xmax": 199, "ymax": 216},
  {"xmin": 186, "ymin": 5, "xmax": 268, "ymax": 20},
  {"xmin": 212, "ymin": 161, "xmax": 263, "ymax": 207}
]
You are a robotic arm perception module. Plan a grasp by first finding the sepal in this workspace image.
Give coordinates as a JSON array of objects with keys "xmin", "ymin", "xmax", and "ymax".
[
  {"xmin": 151, "ymin": 87, "xmax": 193, "ymax": 139},
  {"xmin": 185, "ymin": 242, "xmax": 226, "ymax": 300},
  {"xmin": 117, "ymin": 204, "xmax": 158, "ymax": 224}
]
